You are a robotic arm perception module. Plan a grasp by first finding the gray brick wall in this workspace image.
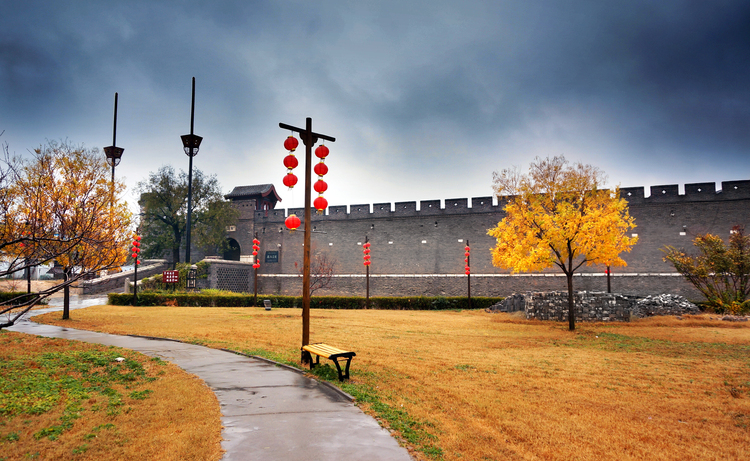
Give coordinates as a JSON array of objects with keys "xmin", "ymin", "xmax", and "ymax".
[{"xmin": 225, "ymin": 183, "xmax": 750, "ymax": 300}]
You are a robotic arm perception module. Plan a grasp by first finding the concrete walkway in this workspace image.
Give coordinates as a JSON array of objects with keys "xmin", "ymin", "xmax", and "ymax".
[{"xmin": 8, "ymin": 297, "xmax": 412, "ymax": 461}]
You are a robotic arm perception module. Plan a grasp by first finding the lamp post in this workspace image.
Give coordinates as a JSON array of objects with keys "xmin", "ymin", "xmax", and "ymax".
[
  {"xmin": 103, "ymin": 92, "xmax": 124, "ymax": 196},
  {"xmin": 181, "ymin": 78, "xmax": 203, "ymax": 264},
  {"xmin": 278, "ymin": 118, "xmax": 335, "ymax": 362}
]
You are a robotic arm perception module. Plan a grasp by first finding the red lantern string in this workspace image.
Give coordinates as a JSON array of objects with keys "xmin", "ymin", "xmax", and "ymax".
[
  {"xmin": 131, "ymin": 233, "xmax": 141, "ymax": 266},
  {"xmin": 363, "ymin": 242, "xmax": 371, "ymax": 266},
  {"xmin": 252, "ymin": 238, "xmax": 261, "ymax": 269},
  {"xmin": 282, "ymin": 136, "xmax": 300, "ymax": 189},
  {"xmin": 310, "ymin": 144, "xmax": 330, "ymax": 214},
  {"xmin": 464, "ymin": 244, "xmax": 471, "ymax": 275}
]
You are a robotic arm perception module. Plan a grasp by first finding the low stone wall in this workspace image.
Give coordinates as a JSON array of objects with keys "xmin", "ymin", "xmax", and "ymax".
[
  {"xmin": 252, "ymin": 273, "xmax": 702, "ymax": 300},
  {"xmin": 80, "ymin": 260, "xmax": 169, "ymax": 295}
]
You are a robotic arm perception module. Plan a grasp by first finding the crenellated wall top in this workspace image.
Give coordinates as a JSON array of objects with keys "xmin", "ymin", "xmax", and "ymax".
[{"xmin": 251, "ymin": 180, "xmax": 750, "ymax": 222}]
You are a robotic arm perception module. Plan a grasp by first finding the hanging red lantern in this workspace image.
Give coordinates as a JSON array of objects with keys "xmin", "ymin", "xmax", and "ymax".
[
  {"xmin": 252, "ymin": 238, "xmax": 261, "ymax": 268},
  {"xmin": 314, "ymin": 196, "xmax": 328, "ymax": 214},
  {"xmin": 284, "ymin": 136, "xmax": 299, "ymax": 152},
  {"xmin": 283, "ymin": 154, "xmax": 298, "ymax": 169},
  {"xmin": 285, "ymin": 214, "xmax": 301, "ymax": 231},
  {"xmin": 313, "ymin": 162, "xmax": 328, "ymax": 177},
  {"xmin": 315, "ymin": 144, "xmax": 329, "ymax": 159},
  {"xmin": 314, "ymin": 179, "xmax": 328, "ymax": 194},
  {"xmin": 282, "ymin": 172, "xmax": 298, "ymax": 188}
]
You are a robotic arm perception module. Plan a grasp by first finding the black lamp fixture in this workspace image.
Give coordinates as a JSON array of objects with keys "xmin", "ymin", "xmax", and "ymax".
[
  {"xmin": 181, "ymin": 133, "xmax": 202, "ymax": 157},
  {"xmin": 103, "ymin": 92, "xmax": 124, "ymax": 186}
]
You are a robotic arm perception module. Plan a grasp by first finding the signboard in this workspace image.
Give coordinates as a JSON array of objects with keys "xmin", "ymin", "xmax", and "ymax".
[
  {"xmin": 265, "ymin": 251, "xmax": 279, "ymax": 263},
  {"xmin": 163, "ymin": 270, "xmax": 179, "ymax": 284}
]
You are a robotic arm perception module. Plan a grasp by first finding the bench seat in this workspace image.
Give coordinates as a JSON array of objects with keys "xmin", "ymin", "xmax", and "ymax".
[{"xmin": 301, "ymin": 343, "xmax": 356, "ymax": 381}]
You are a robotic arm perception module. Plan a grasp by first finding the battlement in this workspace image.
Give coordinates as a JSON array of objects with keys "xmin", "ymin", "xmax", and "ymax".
[
  {"xmin": 254, "ymin": 196, "xmax": 507, "ymax": 223},
  {"xmin": 620, "ymin": 180, "xmax": 750, "ymax": 204},
  {"xmin": 251, "ymin": 180, "xmax": 750, "ymax": 222}
]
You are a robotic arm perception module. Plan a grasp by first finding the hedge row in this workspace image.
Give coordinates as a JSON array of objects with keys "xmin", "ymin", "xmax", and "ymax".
[
  {"xmin": 107, "ymin": 293, "xmax": 502, "ymax": 310},
  {"xmin": 0, "ymin": 291, "xmax": 47, "ymax": 306}
]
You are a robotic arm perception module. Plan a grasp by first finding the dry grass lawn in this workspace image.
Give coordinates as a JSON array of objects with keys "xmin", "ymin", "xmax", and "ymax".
[
  {"xmin": 34, "ymin": 306, "xmax": 750, "ymax": 460},
  {"xmin": 0, "ymin": 330, "xmax": 223, "ymax": 461}
]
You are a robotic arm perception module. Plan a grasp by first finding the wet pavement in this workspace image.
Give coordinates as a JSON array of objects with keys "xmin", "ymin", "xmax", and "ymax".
[{"xmin": 8, "ymin": 296, "xmax": 412, "ymax": 461}]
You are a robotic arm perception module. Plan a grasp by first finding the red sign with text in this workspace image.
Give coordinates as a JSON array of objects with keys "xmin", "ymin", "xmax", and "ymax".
[{"xmin": 163, "ymin": 271, "xmax": 179, "ymax": 284}]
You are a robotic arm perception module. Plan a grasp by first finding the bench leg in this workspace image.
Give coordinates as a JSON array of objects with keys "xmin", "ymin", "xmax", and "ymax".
[
  {"xmin": 332, "ymin": 357, "xmax": 352, "ymax": 382},
  {"xmin": 302, "ymin": 350, "xmax": 319, "ymax": 369}
]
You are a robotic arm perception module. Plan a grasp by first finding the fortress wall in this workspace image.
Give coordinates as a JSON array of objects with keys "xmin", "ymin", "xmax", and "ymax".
[{"xmin": 233, "ymin": 180, "xmax": 750, "ymax": 299}]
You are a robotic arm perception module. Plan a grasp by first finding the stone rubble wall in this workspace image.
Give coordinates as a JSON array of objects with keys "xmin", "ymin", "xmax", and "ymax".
[
  {"xmin": 488, "ymin": 291, "xmax": 699, "ymax": 322},
  {"xmin": 523, "ymin": 291, "xmax": 638, "ymax": 322}
]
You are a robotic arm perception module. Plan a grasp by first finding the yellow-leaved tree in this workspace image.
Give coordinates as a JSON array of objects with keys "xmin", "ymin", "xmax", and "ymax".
[
  {"xmin": 488, "ymin": 156, "xmax": 638, "ymax": 330},
  {"xmin": 0, "ymin": 140, "xmax": 132, "ymax": 326}
]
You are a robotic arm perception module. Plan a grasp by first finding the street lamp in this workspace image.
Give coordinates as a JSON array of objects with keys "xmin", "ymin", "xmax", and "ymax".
[
  {"xmin": 181, "ymin": 77, "xmax": 202, "ymax": 264},
  {"xmin": 103, "ymin": 92, "xmax": 124, "ymax": 188}
]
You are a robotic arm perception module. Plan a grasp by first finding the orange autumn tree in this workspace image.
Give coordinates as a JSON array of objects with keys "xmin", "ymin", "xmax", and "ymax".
[
  {"xmin": 0, "ymin": 140, "xmax": 131, "ymax": 327},
  {"xmin": 488, "ymin": 156, "xmax": 637, "ymax": 330}
]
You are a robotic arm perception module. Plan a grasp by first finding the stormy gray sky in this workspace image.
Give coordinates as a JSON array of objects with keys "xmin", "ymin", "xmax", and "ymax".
[{"xmin": 2, "ymin": 1, "xmax": 749, "ymax": 211}]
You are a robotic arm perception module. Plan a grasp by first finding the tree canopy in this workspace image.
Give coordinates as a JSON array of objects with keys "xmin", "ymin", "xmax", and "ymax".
[
  {"xmin": 488, "ymin": 156, "xmax": 638, "ymax": 330},
  {"xmin": 663, "ymin": 226, "xmax": 750, "ymax": 314},
  {"xmin": 0, "ymin": 139, "xmax": 132, "ymax": 326},
  {"xmin": 136, "ymin": 165, "xmax": 238, "ymax": 265}
]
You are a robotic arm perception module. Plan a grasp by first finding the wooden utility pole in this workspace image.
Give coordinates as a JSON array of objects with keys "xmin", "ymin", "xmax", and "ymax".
[{"xmin": 278, "ymin": 118, "xmax": 335, "ymax": 363}]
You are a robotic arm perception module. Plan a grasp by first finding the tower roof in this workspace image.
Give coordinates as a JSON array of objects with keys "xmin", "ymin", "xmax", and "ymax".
[{"xmin": 224, "ymin": 184, "xmax": 282, "ymax": 202}]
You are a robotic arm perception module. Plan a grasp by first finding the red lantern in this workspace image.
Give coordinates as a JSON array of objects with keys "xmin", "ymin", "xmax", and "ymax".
[
  {"xmin": 285, "ymin": 214, "xmax": 301, "ymax": 231},
  {"xmin": 313, "ymin": 162, "xmax": 328, "ymax": 176},
  {"xmin": 314, "ymin": 179, "xmax": 328, "ymax": 194},
  {"xmin": 314, "ymin": 196, "xmax": 328, "ymax": 214},
  {"xmin": 282, "ymin": 172, "xmax": 298, "ymax": 188},
  {"xmin": 253, "ymin": 263, "xmax": 260, "ymax": 269},
  {"xmin": 283, "ymin": 154, "xmax": 298, "ymax": 169},
  {"xmin": 284, "ymin": 136, "xmax": 299, "ymax": 152},
  {"xmin": 315, "ymin": 144, "xmax": 329, "ymax": 159}
]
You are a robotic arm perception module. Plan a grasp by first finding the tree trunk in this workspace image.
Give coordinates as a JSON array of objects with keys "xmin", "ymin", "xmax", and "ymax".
[
  {"xmin": 62, "ymin": 273, "xmax": 70, "ymax": 320},
  {"xmin": 567, "ymin": 272, "xmax": 575, "ymax": 331},
  {"xmin": 172, "ymin": 247, "xmax": 180, "ymax": 269}
]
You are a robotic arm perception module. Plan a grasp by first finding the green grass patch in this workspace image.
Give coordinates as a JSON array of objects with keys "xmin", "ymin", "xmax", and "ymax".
[{"xmin": 0, "ymin": 338, "xmax": 157, "ymax": 444}]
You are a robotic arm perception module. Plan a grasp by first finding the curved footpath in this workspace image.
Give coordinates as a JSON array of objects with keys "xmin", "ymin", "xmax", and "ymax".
[{"xmin": 8, "ymin": 296, "xmax": 412, "ymax": 461}]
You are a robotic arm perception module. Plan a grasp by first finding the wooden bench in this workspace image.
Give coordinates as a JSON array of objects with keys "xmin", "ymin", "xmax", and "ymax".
[{"xmin": 301, "ymin": 343, "xmax": 356, "ymax": 382}]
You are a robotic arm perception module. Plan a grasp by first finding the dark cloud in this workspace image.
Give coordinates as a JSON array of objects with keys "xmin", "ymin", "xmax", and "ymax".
[{"xmin": 1, "ymin": 0, "xmax": 748, "ymax": 206}]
